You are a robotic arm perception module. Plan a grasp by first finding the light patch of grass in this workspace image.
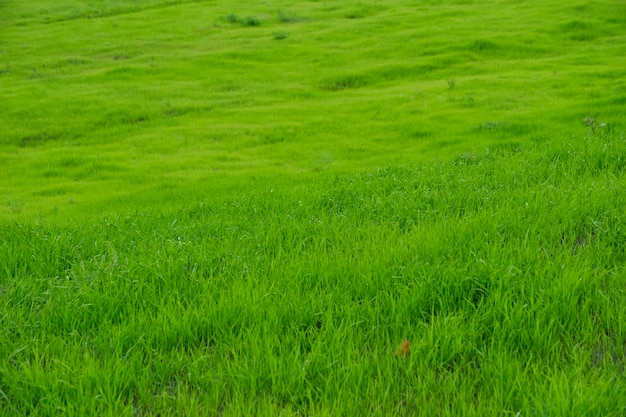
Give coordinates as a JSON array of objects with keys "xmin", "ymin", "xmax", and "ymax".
[{"xmin": 0, "ymin": 0, "xmax": 624, "ymax": 219}]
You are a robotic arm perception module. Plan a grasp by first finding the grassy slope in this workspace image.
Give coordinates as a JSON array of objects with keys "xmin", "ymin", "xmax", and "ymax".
[
  {"xmin": 3, "ymin": 131, "xmax": 626, "ymax": 416},
  {"xmin": 1, "ymin": 0, "xmax": 625, "ymax": 219},
  {"xmin": 1, "ymin": 0, "xmax": 626, "ymax": 415}
]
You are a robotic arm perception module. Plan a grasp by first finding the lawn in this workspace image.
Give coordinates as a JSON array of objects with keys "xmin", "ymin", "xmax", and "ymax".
[{"xmin": 1, "ymin": 0, "xmax": 625, "ymax": 415}]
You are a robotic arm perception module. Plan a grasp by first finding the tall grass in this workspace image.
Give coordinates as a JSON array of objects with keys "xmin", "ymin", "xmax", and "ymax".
[{"xmin": 1, "ymin": 0, "xmax": 625, "ymax": 414}]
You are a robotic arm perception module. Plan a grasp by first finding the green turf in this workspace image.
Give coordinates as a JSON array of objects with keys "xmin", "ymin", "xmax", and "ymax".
[
  {"xmin": 1, "ymin": 0, "xmax": 624, "ymax": 219},
  {"xmin": 1, "ymin": 0, "xmax": 625, "ymax": 415}
]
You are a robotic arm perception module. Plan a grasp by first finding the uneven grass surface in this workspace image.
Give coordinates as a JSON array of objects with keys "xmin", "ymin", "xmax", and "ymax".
[
  {"xmin": 3, "ymin": 133, "xmax": 626, "ymax": 416},
  {"xmin": 1, "ymin": 0, "xmax": 626, "ymax": 415},
  {"xmin": 1, "ymin": 0, "xmax": 625, "ymax": 218}
]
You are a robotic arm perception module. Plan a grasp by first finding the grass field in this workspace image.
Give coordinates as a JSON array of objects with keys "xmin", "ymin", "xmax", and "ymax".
[{"xmin": 1, "ymin": 0, "xmax": 626, "ymax": 415}]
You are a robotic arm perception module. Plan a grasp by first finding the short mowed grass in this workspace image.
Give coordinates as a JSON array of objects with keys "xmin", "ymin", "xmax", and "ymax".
[
  {"xmin": 1, "ymin": 0, "xmax": 625, "ymax": 219},
  {"xmin": 1, "ymin": 0, "xmax": 626, "ymax": 415}
]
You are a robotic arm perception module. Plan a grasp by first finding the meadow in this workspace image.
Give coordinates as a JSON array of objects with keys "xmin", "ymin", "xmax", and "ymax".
[{"xmin": 1, "ymin": 0, "xmax": 626, "ymax": 415}]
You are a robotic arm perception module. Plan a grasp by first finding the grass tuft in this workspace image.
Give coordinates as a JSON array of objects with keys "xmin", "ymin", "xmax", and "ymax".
[{"xmin": 2, "ymin": 133, "xmax": 626, "ymax": 415}]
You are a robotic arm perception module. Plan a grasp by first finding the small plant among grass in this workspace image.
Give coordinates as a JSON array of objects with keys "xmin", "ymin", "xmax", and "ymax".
[
  {"xmin": 322, "ymin": 74, "xmax": 369, "ymax": 91},
  {"xmin": 273, "ymin": 30, "xmax": 288, "ymax": 40},
  {"xmin": 224, "ymin": 13, "xmax": 239, "ymax": 24},
  {"xmin": 243, "ymin": 16, "xmax": 260, "ymax": 26},
  {"xmin": 224, "ymin": 13, "xmax": 260, "ymax": 26},
  {"xmin": 584, "ymin": 116, "xmax": 609, "ymax": 136},
  {"xmin": 277, "ymin": 10, "xmax": 305, "ymax": 23},
  {"xmin": 475, "ymin": 121, "xmax": 510, "ymax": 131},
  {"xmin": 344, "ymin": 4, "xmax": 386, "ymax": 19}
]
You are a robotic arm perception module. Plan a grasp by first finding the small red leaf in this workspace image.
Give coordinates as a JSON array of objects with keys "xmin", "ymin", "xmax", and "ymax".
[{"xmin": 394, "ymin": 340, "xmax": 410, "ymax": 358}]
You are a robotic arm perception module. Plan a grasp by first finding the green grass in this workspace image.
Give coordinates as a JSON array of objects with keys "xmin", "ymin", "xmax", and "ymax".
[
  {"xmin": 1, "ymin": 0, "xmax": 626, "ymax": 415},
  {"xmin": 1, "ymin": 0, "xmax": 624, "ymax": 219},
  {"xmin": 3, "ymin": 132, "xmax": 626, "ymax": 416}
]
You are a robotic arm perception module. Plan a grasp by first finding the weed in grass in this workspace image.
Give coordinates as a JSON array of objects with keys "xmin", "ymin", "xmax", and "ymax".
[
  {"xmin": 321, "ymin": 74, "xmax": 369, "ymax": 91},
  {"xmin": 277, "ymin": 10, "xmax": 305, "ymax": 23},
  {"xmin": 224, "ymin": 13, "xmax": 260, "ymax": 26},
  {"xmin": 476, "ymin": 121, "xmax": 510, "ymax": 131},
  {"xmin": 272, "ymin": 31, "xmax": 288, "ymax": 41},
  {"xmin": 344, "ymin": 3, "xmax": 386, "ymax": 20},
  {"xmin": 19, "ymin": 132, "xmax": 59, "ymax": 148},
  {"xmin": 244, "ymin": 16, "xmax": 260, "ymax": 27},
  {"xmin": 584, "ymin": 116, "xmax": 611, "ymax": 138},
  {"xmin": 225, "ymin": 13, "xmax": 240, "ymax": 24}
]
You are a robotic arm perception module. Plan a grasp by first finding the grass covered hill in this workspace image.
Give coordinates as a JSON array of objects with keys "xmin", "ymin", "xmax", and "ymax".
[
  {"xmin": 3, "ymin": 131, "xmax": 626, "ymax": 416},
  {"xmin": 1, "ymin": 0, "xmax": 626, "ymax": 415},
  {"xmin": 1, "ymin": 0, "xmax": 624, "ymax": 218}
]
